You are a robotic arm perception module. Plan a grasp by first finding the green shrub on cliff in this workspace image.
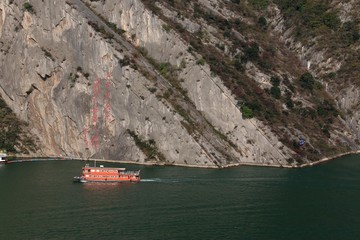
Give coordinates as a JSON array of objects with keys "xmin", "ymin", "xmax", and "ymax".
[
  {"xmin": 299, "ymin": 72, "xmax": 315, "ymax": 90},
  {"xmin": 0, "ymin": 97, "xmax": 23, "ymax": 152},
  {"xmin": 241, "ymin": 105, "xmax": 254, "ymax": 119},
  {"xmin": 23, "ymin": 2, "xmax": 35, "ymax": 14}
]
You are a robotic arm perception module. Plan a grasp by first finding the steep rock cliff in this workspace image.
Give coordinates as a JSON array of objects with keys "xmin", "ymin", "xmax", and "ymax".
[{"xmin": 0, "ymin": 0, "xmax": 359, "ymax": 167}]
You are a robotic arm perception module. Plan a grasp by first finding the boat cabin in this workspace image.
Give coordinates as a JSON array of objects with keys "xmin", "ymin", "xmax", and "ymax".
[{"xmin": 75, "ymin": 163, "xmax": 141, "ymax": 183}]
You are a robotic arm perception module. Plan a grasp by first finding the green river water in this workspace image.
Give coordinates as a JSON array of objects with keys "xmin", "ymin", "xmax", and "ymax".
[{"xmin": 0, "ymin": 154, "xmax": 359, "ymax": 240}]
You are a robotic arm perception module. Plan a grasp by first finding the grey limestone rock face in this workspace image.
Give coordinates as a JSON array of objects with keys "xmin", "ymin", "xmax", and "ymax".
[
  {"xmin": 2, "ymin": 0, "xmax": 358, "ymax": 167},
  {"xmin": 80, "ymin": 0, "xmax": 297, "ymax": 166},
  {"xmin": 0, "ymin": 0, "xmax": 245, "ymax": 167}
]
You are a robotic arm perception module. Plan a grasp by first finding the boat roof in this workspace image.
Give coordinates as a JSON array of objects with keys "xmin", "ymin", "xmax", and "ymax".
[{"xmin": 83, "ymin": 166, "xmax": 126, "ymax": 171}]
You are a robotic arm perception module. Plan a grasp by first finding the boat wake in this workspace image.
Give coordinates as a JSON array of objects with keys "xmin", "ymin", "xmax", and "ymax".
[
  {"xmin": 140, "ymin": 178, "xmax": 159, "ymax": 182},
  {"xmin": 140, "ymin": 178, "xmax": 180, "ymax": 183},
  {"xmin": 140, "ymin": 177, "xmax": 284, "ymax": 184}
]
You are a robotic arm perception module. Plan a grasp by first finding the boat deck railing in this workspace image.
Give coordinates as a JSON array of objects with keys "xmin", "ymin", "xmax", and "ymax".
[{"xmin": 121, "ymin": 170, "xmax": 140, "ymax": 175}]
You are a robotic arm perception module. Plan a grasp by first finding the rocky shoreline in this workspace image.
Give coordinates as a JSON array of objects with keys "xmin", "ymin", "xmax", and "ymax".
[{"xmin": 11, "ymin": 150, "xmax": 360, "ymax": 169}]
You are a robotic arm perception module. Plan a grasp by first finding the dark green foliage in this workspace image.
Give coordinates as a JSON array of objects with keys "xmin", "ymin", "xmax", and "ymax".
[
  {"xmin": 244, "ymin": 43, "xmax": 259, "ymax": 61},
  {"xmin": 285, "ymin": 97, "xmax": 294, "ymax": 109},
  {"xmin": 240, "ymin": 105, "xmax": 254, "ymax": 119},
  {"xmin": 0, "ymin": 97, "xmax": 29, "ymax": 152},
  {"xmin": 292, "ymin": 139, "xmax": 301, "ymax": 149},
  {"xmin": 270, "ymin": 86, "xmax": 281, "ymax": 99},
  {"xmin": 327, "ymin": 72, "xmax": 336, "ymax": 79},
  {"xmin": 233, "ymin": 57, "xmax": 245, "ymax": 72},
  {"xmin": 232, "ymin": 18, "xmax": 244, "ymax": 30},
  {"xmin": 299, "ymin": 72, "xmax": 315, "ymax": 90},
  {"xmin": 258, "ymin": 59, "xmax": 271, "ymax": 70},
  {"xmin": 340, "ymin": 20, "xmax": 360, "ymax": 45},
  {"xmin": 107, "ymin": 22, "xmax": 125, "ymax": 35},
  {"xmin": 322, "ymin": 12, "xmax": 340, "ymax": 30},
  {"xmin": 258, "ymin": 16, "xmax": 267, "ymax": 30},
  {"xmin": 159, "ymin": 62, "xmax": 173, "ymax": 77},
  {"xmin": 317, "ymin": 106, "xmax": 326, "ymax": 116},
  {"xmin": 162, "ymin": 24, "xmax": 171, "ymax": 33},
  {"xmin": 270, "ymin": 76, "xmax": 281, "ymax": 86},
  {"xmin": 148, "ymin": 87, "xmax": 157, "ymax": 93},
  {"xmin": 316, "ymin": 100, "xmax": 338, "ymax": 117},
  {"xmin": 274, "ymin": 0, "xmax": 341, "ymax": 38},
  {"xmin": 241, "ymin": 41, "xmax": 272, "ymax": 71},
  {"xmin": 248, "ymin": 0, "xmax": 269, "ymax": 9},
  {"xmin": 269, "ymin": 76, "xmax": 281, "ymax": 99},
  {"xmin": 298, "ymin": 107, "xmax": 317, "ymax": 119},
  {"xmin": 223, "ymin": 29, "xmax": 232, "ymax": 38},
  {"xmin": 196, "ymin": 58, "xmax": 205, "ymax": 65},
  {"xmin": 284, "ymin": 89, "xmax": 294, "ymax": 109},
  {"xmin": 246, "ymin": 100, "xmax": 264, "ymax": 113},
  {"xmin": 23, "ymin": 2, "xmax": 35, "ymax": 13}
]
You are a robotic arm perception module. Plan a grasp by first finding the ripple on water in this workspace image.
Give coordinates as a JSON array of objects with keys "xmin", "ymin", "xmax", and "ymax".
[{"xmin": 0, "ymin": 156, "xmax": 360, "ymax": 240}]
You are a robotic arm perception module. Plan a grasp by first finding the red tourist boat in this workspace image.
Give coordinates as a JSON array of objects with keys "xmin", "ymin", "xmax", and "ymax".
[{"xmin": 74, "ymin": 164, "xmax": 140, "ymax": 183}]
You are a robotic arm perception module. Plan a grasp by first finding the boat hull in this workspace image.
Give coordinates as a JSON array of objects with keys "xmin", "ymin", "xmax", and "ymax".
[
  {"xmin": 75, "ymin": 179, "xmax": 140, "ymax": 183},
  {"xmin": 73, "ymin": 176, "xmax": 140, "ymax": 183}
]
